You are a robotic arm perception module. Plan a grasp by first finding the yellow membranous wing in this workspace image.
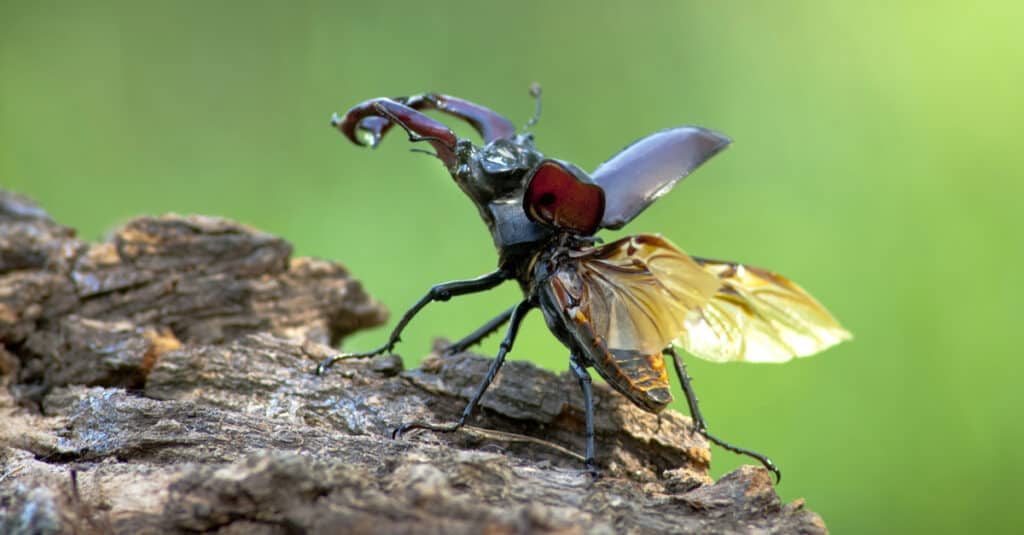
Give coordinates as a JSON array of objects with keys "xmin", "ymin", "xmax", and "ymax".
[
  {"xmin": 677, "ymin": 258, "xmax": 852, "ymax": 363},
  {"xmin": 543, "ymin": 234, "xmax": 850, "ymax": 410}
]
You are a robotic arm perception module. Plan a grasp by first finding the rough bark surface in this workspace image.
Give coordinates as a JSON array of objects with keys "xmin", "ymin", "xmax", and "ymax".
[{"xmin": 0, "ymin": 190, "xmax": 827, "ymax": 534}]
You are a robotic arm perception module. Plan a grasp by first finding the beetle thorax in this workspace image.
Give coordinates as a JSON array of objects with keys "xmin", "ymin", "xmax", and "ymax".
[{"xmin": 451, "ymin": 138, "xmax": 553, "ymax": 267}]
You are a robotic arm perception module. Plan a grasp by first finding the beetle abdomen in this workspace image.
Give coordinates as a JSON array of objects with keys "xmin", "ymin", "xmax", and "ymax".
[
  {"xmin": 601, "ymin": 348, "xmax": 674, "ymax": 412},
  {"xmin": 537, "ymin": 255, "xmax": 677, "ymax": 414},
  {"xmin": 539, "ymin": 280, "xmax": 674, "ymax": 412}
]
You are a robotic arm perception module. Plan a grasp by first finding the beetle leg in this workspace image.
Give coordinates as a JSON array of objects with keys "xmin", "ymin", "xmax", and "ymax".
[
  {"xmin": 441, "ymin": 305, "xmax": 515, "ymax": 355},
  {"xmin": 331, "ymin": 98, "xmax": 459, "ymax": 167},
  {"xmin": 315, "ymin": 269, "xmax": 510, "ymax": 375},
  {"xmin": 665, "ymin": 346, "xmax": 782, "ymax": 483},
  {"xmin": 569, "ymin": 354, "xmax": 599, "ymax": 476},
  {"xmin": 392, "ymin": 300, "xmax": 533, "ymax": 437}
]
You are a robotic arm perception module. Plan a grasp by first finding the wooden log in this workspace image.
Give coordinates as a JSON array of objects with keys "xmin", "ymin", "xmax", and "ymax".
[{"xmin": 0, "ymin": 190, "xmax": 826, "ymax": 534}]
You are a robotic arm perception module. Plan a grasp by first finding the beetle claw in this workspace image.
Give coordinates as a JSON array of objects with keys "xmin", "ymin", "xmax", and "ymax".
[
  {"xmin": 315, "ymin": 347, "xmax": 391, "ymax": 375},
  {"xmin": 392, "ymin": 421, "xmax": 459, "ymax": 439},
  {"xmin": 584, "ymin": 459, "xmax": 601, "ymax": 479}
]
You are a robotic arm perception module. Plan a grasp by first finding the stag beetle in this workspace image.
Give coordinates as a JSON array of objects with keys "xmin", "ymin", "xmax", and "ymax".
[{"xmin": 317, "ymin": 86, "xmax": 850, "ymax": 482}]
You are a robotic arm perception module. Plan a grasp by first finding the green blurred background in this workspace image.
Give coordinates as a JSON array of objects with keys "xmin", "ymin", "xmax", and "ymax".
[{"xmin": 2, "ymin": 1, "xmax": 1021, "ymax": 532}]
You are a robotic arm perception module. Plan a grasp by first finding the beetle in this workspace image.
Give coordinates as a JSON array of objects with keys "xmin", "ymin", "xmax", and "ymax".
[{"xmin": 317, "ymin": 86, "xmax": 851, "ymax": 482}]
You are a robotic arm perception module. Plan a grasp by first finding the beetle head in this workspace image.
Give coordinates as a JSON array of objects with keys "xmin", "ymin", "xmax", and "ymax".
[
  {"xmin": 454, "ymin": 134, "xmax": 542, "ymax": 203},
  {"xmin": 451, "ymin": 133, "xmax": 555, "ymax": 256},
  {"xmin": 332, "ymin": 91, "xmax": 731, "ymax": 260}
]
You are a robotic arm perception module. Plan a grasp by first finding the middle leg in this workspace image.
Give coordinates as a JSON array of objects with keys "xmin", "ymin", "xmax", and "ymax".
[
  {"xmin": 569, "ymin": 354, "xmax": 598, "ymax": 474},
  {"xmin": 393, "ymin": 300, "xmax": 534, "ymax": 437},
  {"xmin": 441, "ymin": 305, "xmax": 515, "ymax": 355}
]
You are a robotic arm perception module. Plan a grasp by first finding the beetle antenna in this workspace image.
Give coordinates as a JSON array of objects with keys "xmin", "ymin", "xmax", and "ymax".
[{"xmin": 523, "ymin": 82, "xmax": 542, "ymax": 132}]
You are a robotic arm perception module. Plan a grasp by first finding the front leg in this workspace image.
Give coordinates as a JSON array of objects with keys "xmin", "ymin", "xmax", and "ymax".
[
  {"xmin": 393, "ymin": 299, "xmax": 533, "ymax": 437},
  {"xmin": 315, "ymin": 269, "xmax": 510, "ymax": 375}
]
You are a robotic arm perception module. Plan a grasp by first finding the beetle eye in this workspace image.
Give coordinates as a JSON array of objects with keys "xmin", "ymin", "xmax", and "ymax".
[{"xmin": 524, "ymin": 160, "xmax": 606, "ymax": 235}]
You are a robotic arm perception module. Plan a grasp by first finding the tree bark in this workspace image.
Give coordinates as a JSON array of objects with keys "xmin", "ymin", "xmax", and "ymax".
[{"xmin": 0, "ymin": 190, "xmax": 827, "ymax": 534}]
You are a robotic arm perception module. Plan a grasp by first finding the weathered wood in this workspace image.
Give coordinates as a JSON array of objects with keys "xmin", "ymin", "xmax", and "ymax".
[
  {"xmin": 0, "ymin": 191, "xmax": 385, "ymax": 400},
  {"xmin": 0, "ymin": 190, "xmax": 827, "ymax": 534}
]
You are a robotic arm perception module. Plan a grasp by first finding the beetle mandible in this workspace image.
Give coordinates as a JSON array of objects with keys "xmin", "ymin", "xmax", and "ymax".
[{"xmin": 317, "ymin": 86, "xmax": 851, "ymax": 482}]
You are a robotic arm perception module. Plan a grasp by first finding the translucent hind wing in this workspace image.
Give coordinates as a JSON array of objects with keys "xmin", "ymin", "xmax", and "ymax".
[{"xmin": 676, "ymin": 259, "xmax": 852, "ymax": 363}]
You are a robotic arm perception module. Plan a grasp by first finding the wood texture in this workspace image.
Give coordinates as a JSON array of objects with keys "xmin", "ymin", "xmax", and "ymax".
[{"xmin": 0, "ymin": 190, "xmax": 827, "ymax": 534}]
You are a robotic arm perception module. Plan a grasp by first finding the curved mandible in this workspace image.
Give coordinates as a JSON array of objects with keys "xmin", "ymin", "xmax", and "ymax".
[
  {"xmin": 407, "ymin": 94, "xmax": 518, "ymax": 143},
  {"xmin": 349, "ymin": 94, "xmax": 518, "ymax": 146},
  {"xmin": 331, "ymin": 98, "xmax": 459, "ymax": 167}
]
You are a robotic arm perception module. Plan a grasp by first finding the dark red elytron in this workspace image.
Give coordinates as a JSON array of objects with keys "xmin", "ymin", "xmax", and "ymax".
[{"xmin": 318, "ymin": 87, "xmax": 851, "ymax": 482}]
